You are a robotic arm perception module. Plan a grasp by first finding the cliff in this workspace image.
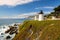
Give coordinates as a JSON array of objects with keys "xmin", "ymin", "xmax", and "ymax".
[{"xmin": 13, "ymin": 20, "xmax": 60, "ymax": 40}]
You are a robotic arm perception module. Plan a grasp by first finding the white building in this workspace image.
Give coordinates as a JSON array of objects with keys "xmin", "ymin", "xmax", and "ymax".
[
  {"xmin": 34, "ymin": 10, "xmax": 44, "ymax": 21},
  {"xmin": 52, "ymin": 16, "xmax": 56, "ymax": 20}
]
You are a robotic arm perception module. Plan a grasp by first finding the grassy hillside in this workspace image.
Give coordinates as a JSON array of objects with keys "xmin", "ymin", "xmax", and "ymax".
[{"xmin": 13, "ymin": 20, "xmax": 60, "ymax": 40}]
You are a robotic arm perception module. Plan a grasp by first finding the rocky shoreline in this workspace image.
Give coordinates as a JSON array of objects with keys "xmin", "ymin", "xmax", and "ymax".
[{"xmin": 0, "ymin": 23, "xmax": 20, "ymax": 40}]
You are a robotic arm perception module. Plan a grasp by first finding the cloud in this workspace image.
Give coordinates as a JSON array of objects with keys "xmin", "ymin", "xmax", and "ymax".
[
  {"xmin": 35, "ymin": 6, "xmax": 55, "ymax": 9},
  {"xmin": 0, "ymin": 11, "xmax": 54, "ymax": 19},
  {"xmin": 0, "ymin": 12, "xmax": 38, "ymax": 19},
  {"xmin": 16, "ymin": 12, "xmax": 38, "ymax": 18},
  {"xmin": 44, "ymin": 11, "xmax": 51, "ymax": 14},
  {"xmin": 43, "ymin": 6, "xmax": 54, "ymax": 9},
  {"xmin": 0, "ymin": 11, "xmax": 53, "ymax": 19},
  {"xmin": 44, "ymin": 10, "xmax": 54, "ymax": 14},
  {"xmin": 0, "ymin": 0, "xmax": 35, "ymax": 6}
]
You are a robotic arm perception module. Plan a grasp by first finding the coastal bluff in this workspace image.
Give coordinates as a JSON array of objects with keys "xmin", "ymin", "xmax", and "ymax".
[{"xmin": 13, "ymin": 20, "xmax": 60, "ymax": 40}]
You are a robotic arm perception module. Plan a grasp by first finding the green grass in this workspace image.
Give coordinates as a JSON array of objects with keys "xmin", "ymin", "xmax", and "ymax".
[{"xmin": 13, "ymin": 20, "xmax": 60, "ymax": 40}]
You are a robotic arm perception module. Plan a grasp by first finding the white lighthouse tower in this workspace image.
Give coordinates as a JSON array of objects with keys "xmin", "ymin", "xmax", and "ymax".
[
  {"xmin": 38, "ymin": 10, "xmax": 44, "ymax": 21},
  {"xmin": 34, "ymin": 10, "xmax": 44, "ymax": 21}
]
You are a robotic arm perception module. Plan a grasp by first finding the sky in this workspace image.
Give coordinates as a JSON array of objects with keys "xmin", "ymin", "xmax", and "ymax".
[{"xmin": 0, "ymin": 0, "xmax": 60, "ymax": 19}]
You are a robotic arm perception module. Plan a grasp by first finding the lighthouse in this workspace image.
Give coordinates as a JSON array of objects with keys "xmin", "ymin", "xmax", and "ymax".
[
  {"xmin": 34, "ymin": 10, "xmax": 44, "ymax": 21},
  {"xmin": 38, "ymin": 10, "xmax": 44, "ymax": 21}
]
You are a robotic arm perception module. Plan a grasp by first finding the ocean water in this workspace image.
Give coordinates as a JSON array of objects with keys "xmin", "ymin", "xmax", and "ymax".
[
  {"xmin": 0, "ymin": 18, "xmax": 29, "ymax": 40},
  {"xmin": 0, "ymin": 18, "xmax": 27, "ymax": 26}
]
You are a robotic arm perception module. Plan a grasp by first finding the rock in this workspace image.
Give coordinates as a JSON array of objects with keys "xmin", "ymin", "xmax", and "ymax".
[{"xmin": 6, "ymin": 35, "xmax": 11, "ymax": 39}]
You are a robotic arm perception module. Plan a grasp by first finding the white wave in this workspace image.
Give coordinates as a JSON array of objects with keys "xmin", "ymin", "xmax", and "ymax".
[{"xmin": 0, "ymin": 23, "xmax": 19, "ymax": 40}]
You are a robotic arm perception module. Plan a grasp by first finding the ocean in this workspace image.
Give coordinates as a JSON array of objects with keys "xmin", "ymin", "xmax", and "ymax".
[{"xmin": 0, "ymin": 18, "xmax": 28, "ymax": 26}]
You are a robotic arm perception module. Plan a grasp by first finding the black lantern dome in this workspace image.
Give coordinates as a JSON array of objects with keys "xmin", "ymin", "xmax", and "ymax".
[{"xmin": 38, "ymin": 10, "xmax": 44, "ymax": 14}]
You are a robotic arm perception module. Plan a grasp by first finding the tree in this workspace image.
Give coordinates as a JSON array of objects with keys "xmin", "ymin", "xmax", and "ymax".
[
  {"xmin": 49, "ymin": 5, "xmax": 60, "ymax": 18},
  {"xmin": 54, "ymin": 5, "xmax": 60, "ymax": 12}
]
